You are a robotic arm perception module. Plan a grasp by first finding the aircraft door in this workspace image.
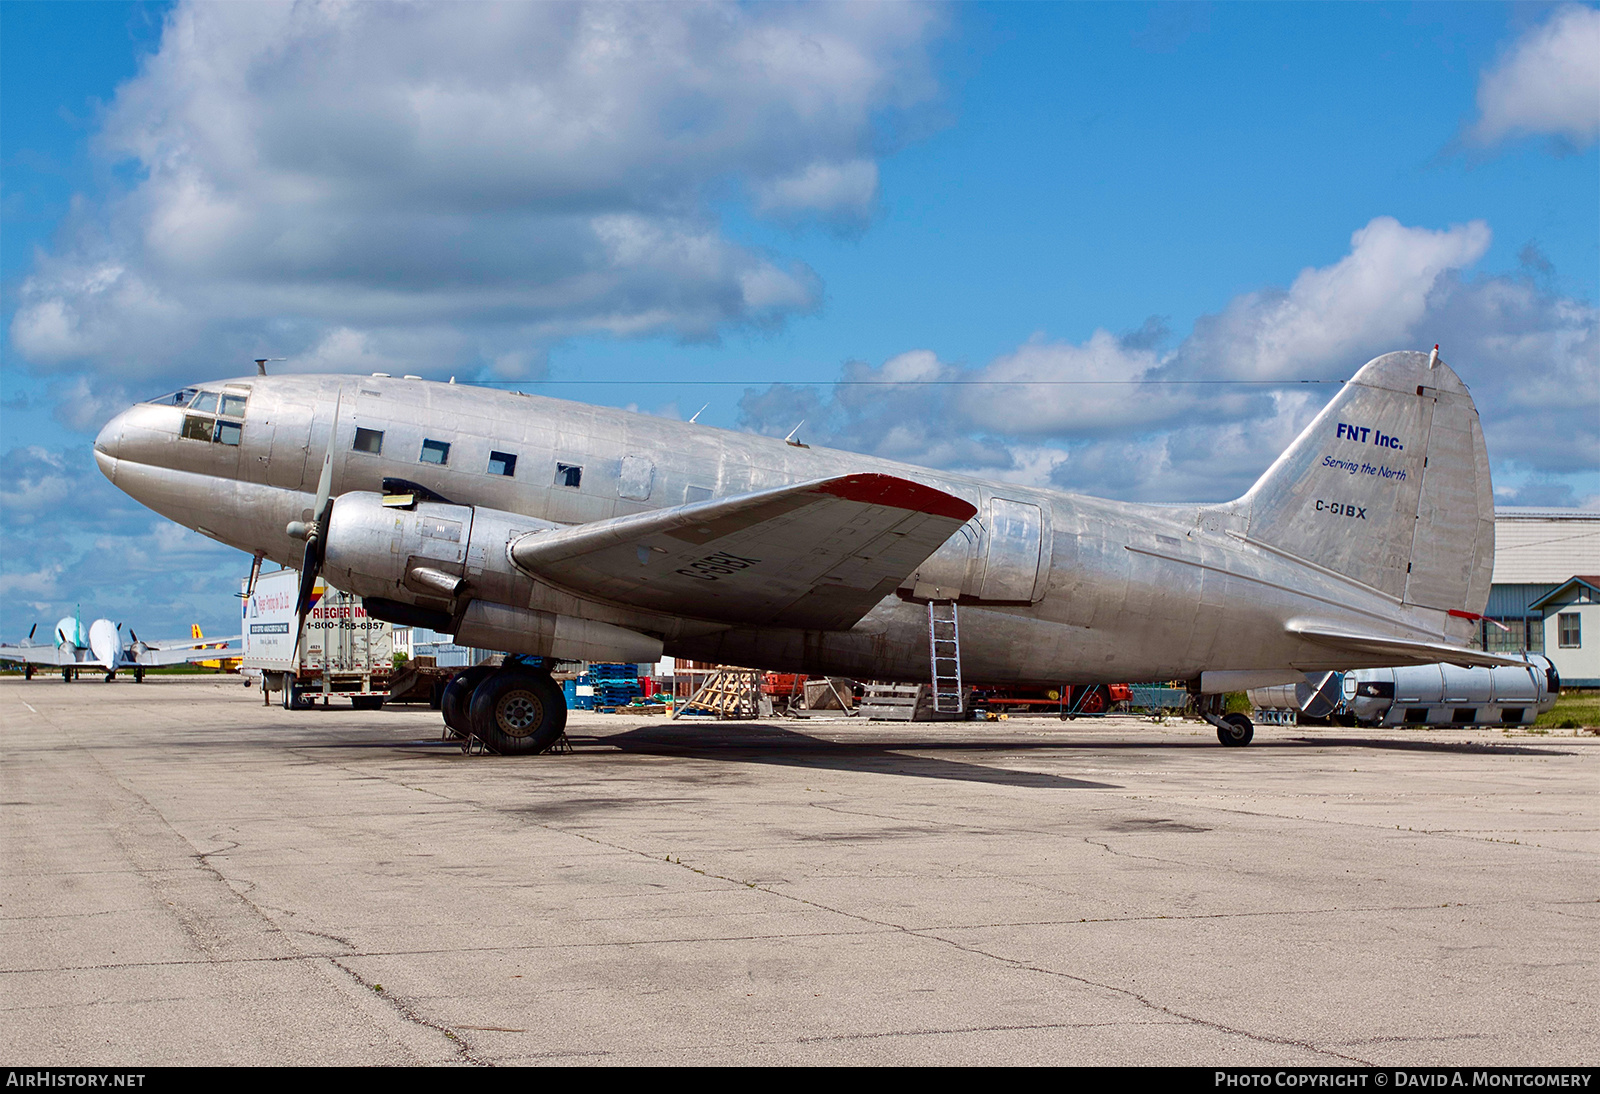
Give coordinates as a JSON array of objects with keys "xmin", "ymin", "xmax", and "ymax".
[{"xmin": 977, "ymin": 497, "xmax": 1048, "ymax": 602}]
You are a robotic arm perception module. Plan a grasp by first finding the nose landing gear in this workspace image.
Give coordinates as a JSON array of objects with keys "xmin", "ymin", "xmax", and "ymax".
[{"xmin": 443, "ymin": 657, "xmax": 568, "ymax": 755}]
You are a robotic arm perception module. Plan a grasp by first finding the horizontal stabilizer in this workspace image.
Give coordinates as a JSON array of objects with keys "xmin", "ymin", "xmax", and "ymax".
[
  {"xmin": 510, "ymin": 473, "xmax": 977, "ymax": 631},
  {"xmin": 1287, "ymin": 622, "xmax": 1531, "ymax": 670}
]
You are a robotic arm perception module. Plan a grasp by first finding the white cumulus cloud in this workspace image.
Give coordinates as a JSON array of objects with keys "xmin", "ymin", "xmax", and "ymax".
[
  {"xmin": 739, "ymin": 216, "xmax": 1597, "ymax": 504},
  {"xmin": 8, "ymin": 0, "xmax": 942, "ymax": 385},
  {"xmin": 1471, "ymin": 4, "xmax": 1600, "ymax": 147}
]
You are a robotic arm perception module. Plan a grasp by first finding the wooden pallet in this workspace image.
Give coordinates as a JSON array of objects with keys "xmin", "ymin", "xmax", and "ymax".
[{"xmin": 671, "ymin": 668, "xmax": 764, "ymax": 719}]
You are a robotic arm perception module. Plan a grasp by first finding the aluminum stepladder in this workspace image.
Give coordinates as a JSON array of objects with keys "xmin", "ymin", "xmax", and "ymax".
[{"xmin": 928, "ymin": 600, "xmax": 963, "ymax": 715}]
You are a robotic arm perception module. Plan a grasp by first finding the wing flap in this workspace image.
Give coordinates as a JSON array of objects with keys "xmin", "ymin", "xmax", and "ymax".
[
  {"xmin": 1287, "ymin": 622, "xmax": 1531, "ymax": 670},
  {"xmin": 510, "ymin": 474, "xmax": 977, "ymax": 630}
]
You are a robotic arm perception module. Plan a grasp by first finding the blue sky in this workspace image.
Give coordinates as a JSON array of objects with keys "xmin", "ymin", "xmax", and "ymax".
[{"xmin": 2, "ymin": 1, "xmax": 1597, "ymax": 636}]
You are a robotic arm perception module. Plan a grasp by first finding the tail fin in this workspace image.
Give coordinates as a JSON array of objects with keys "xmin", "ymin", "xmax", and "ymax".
[
  {"xmin": 191, "ymin": 624, "xmax": 203, "ymax": 639},
  {"xmin": 1228, "ymin": 350, "xmax": 1494, "ymax": 614}
]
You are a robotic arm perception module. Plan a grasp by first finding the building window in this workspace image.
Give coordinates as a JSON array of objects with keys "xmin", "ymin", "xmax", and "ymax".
[
  {"xmin": 555, "ymin": 462, "xmax": 582, "ymax": 488},
  {"xmin": 487, "ymin": 451, "xmax": 517, "ymax": 477},
  {"xmin": 1559, "ymin": 613, "xmax": 1581, "ymax": 648},
  {"xmin": 353, "ymin": 427, "xmax": 384, "ymax": 455},
  {"xmin": 1485, "ymin": 619, "xmax": 1528, "ymax": 653},
  {"xmin": 420, "ymin": 439, "xmax": 450, "ymax": 465}
]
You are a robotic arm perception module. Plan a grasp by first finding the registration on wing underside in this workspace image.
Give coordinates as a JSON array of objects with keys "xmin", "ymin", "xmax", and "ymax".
[{"xmin": 509, "ymin": 473, "xmax": 977, "ymax": 631}]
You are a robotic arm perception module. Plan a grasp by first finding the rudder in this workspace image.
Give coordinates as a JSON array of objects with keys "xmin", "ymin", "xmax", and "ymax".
[{"xmin": 1226, "ymin": 350, "xmax": 1494, "ymax": 614}]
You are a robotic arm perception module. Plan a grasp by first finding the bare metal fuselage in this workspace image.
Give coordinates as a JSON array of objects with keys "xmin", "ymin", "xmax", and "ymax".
[{"xmin": 94, "ymin": 372, "xmax": 1476, "ymax": 687}]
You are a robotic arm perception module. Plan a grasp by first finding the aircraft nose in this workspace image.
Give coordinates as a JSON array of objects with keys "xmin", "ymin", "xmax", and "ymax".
[{"xmin": 94, "ymin": 411, "xmax": 128, "ymax": 481}]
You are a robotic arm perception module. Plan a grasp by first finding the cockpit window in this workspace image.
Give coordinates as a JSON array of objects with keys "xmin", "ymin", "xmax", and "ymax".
[{"xmin": 169, "ymin": 385, "xmax": 248, "ymax": 445}]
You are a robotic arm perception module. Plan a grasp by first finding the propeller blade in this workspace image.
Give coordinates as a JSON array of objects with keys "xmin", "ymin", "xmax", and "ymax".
[
  {"xmin": 290, "ymin": 385, "xmax": 343, "ymax": 668},
  {"xmin": 28, "ymin": 624, "xmax": 36, "ymax": 640},
  {"xmin": 310, "ymin": 387, "xmax": 342, "ymax": 526}
]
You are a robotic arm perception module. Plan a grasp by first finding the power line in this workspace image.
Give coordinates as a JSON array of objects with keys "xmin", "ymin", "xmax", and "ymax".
[{"xmin": 464, "ymin": 377, "xmax": 1348, "ymax": 387}]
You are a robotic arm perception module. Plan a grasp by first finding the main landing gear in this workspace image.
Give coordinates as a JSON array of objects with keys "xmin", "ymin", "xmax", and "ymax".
[{"xmin": 442, "ymin": 657, "xmax": 568, "ymax": 755}]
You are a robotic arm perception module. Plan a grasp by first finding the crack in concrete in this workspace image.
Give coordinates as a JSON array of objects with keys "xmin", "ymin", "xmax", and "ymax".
[{"xmin": 327, "ymin": 956, "xmax": 486, "ymax": 1066}]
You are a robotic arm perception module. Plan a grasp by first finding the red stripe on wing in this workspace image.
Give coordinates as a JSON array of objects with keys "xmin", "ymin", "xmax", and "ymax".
[{"xmin": 810, "ymin": 474, "xmax": 977, "ymax": 521}]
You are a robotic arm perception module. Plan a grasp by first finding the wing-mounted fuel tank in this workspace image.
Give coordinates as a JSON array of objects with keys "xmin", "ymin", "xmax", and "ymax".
[{"xmin": 319, "ymin": 491, "xmax": 663, "ymax": 663}]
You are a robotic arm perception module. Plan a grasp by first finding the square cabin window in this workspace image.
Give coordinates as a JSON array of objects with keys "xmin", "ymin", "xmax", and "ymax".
[
  {"xmin": 219, "ymin": 392, "xmax": 248, "ymax": 418},
  {"xmin": 353, "ymin": 427, "xmax": 384, "ymax": 455},
  {"xmin": 181, "ymin": 415, "xmax": 213, "ymax": 442},
  {"xmin": 555, "ymin": 462, "xmax": 582, "ymax": 488},
  {"xmin": 1559, "ymin": 613, "xmax": 1581, "ymax": 648},
  {"xmin": 213, "ymin": 420, "xmax": 242, "ymax": 446},
  {"xmin": 487, "ymin": 451, "xmax": 517, "ymax": 477},
  {"xmin": 420, "ymin": 438, "xmax": 450, "ymax": 466}
]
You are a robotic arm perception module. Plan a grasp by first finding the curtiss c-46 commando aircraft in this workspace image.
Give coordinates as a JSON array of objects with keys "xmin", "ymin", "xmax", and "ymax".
[
  {"xmin": 0, "ymin": 609, "xmax": 240, "ymax": 682},
  {"xmin": 92, "ymin": 348, "xmax": 1523, "ymax": 751}
]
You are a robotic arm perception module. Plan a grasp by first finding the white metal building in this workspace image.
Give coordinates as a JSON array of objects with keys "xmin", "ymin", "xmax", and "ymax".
[{"xmin": 1481, "ymin": 508, "xmax": 1600, "ymax": 658}]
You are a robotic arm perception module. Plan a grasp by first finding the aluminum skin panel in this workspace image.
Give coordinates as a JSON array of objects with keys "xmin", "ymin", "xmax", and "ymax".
[{"xmin": 978, "ymin": 498, "xmax": 1044, "ymax": 602}]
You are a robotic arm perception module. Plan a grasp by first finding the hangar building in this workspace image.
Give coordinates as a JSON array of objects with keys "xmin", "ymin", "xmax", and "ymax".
[{"xmin": 1481, "ymin": 508, "xmax": 1600, "ymax": 685}]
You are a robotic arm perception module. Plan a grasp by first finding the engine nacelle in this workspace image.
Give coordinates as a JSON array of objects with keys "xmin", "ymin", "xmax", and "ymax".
[{"xmin": 321, "ymin": 491, "xmax": 663, "ymax": 663}]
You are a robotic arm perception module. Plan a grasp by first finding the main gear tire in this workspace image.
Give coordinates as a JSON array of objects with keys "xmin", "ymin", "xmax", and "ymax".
[
  {"xmin": 469, "ymin": 668, "xmax": 567, "ymax": 755},
  {"xmin": 441, "ymin": 666, "xmax": 495, "ymax": 738}
]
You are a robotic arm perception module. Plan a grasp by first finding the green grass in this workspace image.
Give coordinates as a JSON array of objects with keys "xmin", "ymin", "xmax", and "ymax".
[{"xmin": 1535, "ymin": 692, "xmax": 1600, "ymax": 729}]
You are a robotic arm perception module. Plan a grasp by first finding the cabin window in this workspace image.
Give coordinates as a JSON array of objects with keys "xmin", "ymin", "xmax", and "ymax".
[
  {"xmin": 1559, "ymin": 613, "xmax": 1581, "ymax": 648},
  {"xmin": 420, "ymin": 439, "xmax": 450, "ymax": 466},
  {"xmin": 181, "ymin": 415, "xmax": 213, "ymax": 442},
  {"xmin": 214, "ymin": 420, "xmax": 243, "ymax": 446},
  {"xmin": 555, "ymin": 463, "xmax": 582, "ymax": 488},
  {"xmin": 487, "ymin": 451, "xmax": 517, "ymax": 477},
  {"xmin": 188, "ymin": 391, "xmax": 219, "ymax": 415},
  {"xmin": 353, "ymin": 428, "xmax": 384, "ymax": 455},
  {"xmin": 618, "ymin": 455, "xmax": 654, "ymax": 500},
  {"xmin": 219, "ymin": 392, "xmax": 248, "ymax": 417}
]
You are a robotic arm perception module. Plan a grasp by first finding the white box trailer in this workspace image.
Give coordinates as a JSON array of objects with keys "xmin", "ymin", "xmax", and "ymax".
[{"xmin": 243, "ymin": 568, "xmax": 393, "ymax": 709}]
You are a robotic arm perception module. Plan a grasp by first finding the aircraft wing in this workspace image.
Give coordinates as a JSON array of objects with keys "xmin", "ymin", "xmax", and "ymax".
[
  {"xmin": 131, "ymin": 637, "xmax": 242, "ymax": 667},
  {"xmin": 1286, "ymin": 623, "xmax": 1533, "ymax": 670},
  {"xmin": 0, "ymin": 645, "xmax": 75, "ymax": 667},
  {"xmin": 509, "ymin": 473, "xmax": 977, "ymax": 631}
]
